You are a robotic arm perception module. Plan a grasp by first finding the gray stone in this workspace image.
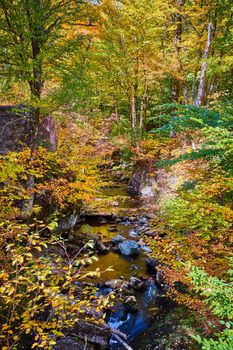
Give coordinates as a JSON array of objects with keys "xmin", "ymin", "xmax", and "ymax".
[
  {"xmin": 105, "ymin": 279, "xmax": 126, "ymax": 289},
  {"xmin": 38, "ymin": 116, "xmax": 57, "ymax": 151},
  {"xmin": 118, "ymin": 240, "xmax": 140, "ymax": 257},
  {"xmin": 110, "ymin": 234, "xmax": 126, "ymax": 245},
  {"xmin": 72, "ymin": 320, "xmax": 110, "ymax": 347},
  {"xmin": 123, "ymin": 295, "xmax": 138, "ymax": 312},
  {"xmin": 127, "ymin": 159, "xmax": 150, "ymax": 195},
  {"xmin": 53, "ymin": 209, "xmax": 79, "ymax": 234},
  {"xmin": 0, "ymin": 105, "xmax": 57, "ymax": 154},
  {"xmin": 146, "ymin": 257, "xmax": 158, "ymax": 275},
  {"xmin": 129, "ymin": 229, "xmax": 138, "ymax": 237},
  {"xmin": 54, "ymin": 336, "xmax": 95, "ymax": 350},
  {"xmin": 129, "ymin": 277, "xmax": 145, "ymax": 290},
  {"xmin": 96, "ymin": 241, "xmax": 109, "ymax": 255},
  {"xmin": 128, "ymin": 159, "xmax": 158, "ymax": 197}
]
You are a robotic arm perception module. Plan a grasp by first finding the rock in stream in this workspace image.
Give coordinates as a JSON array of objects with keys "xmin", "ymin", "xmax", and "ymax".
[{"xmin": 118, "ymin": 240, "xmax": 140, "ymax": 257}]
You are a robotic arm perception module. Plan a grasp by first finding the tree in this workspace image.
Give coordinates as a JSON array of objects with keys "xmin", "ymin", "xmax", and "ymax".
[
  {"xmin": 90, "ymin": 0, "xmax": 171, "ymax": 142},
  {"xmin": 0, "ymin": 0, "xmax": 89, "ymax": 126}
]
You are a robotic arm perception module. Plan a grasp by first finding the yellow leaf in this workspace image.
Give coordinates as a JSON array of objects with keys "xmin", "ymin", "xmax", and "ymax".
[
  {"xmin": 49, "ymin": 340, "xmax": 56, "ymax": 345},
  {"xmin": 18, "ymin": 256, "xmax": 24, "ymax": 264},
  {"xmin": 39, "ymin": 340, "xmax": 47, "ymax": 347}
]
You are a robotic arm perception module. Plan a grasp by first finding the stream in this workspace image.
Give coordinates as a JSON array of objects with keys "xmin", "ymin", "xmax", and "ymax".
[{"xmin": 75, "ymin": 184, "xmax": 198, "ymax": 350}]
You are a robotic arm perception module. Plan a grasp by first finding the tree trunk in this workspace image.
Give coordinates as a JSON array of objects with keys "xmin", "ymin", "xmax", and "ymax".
[
  {"xmin": 172, "ymin": 0, "xmax": 184, "ymax": 103},
  {"xmin": 172, "ymin": 78, "xmax": 180, "ymax": 103},
  {"xmin": 130, "ymin": 94, "xmax": 137, "ymax": 144},
  {"xmin": 191, "ymin": 74, "xmax": 196, "ymax": 102},
  {"xmin": 195, "ymin": 23, "xmax": 213, "ymax": 107},
  {"xmin": 139, "ymin": 84, "xmax": 148, "ymax": 131},
  {"xmin": 184, "ymin": 83, "xmax": 189, "ymax": 104},
  {"xmin": 131, "ymin": 94, "xmax": 137, "ymax": 129}
]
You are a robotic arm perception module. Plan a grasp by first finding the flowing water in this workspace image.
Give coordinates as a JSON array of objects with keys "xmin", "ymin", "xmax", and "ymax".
[{"xmin": 75, "ymin": 184, "xmax": 199, "ymax": 350}]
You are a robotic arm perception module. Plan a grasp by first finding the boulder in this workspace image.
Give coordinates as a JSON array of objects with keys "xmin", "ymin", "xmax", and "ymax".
[
  {"xmin": 123, "ymin": 295, "xmax": 138, "ymax": 312},
  {"xmin": 0, "ymin": 105, "xmax": 58, "ymax": 154},
  {"xmin": 0, "ymin": 105, "xmax": 34, "ymax": 154},
  {"xmin": 128, "ymin": 277, "xmax": 145, "ymax": 291},
  {"xmin": 96, "ymin": 241, "xmax": 110, "ymax": 255},
  {"xmin": 81, "ymin": 210, "xmax": 114, "ymax": 222},
  {"xmin": 53, "ymin": 209, "xmax": 79, "ymax": 234},
  {"xmin": 110, "ymin": 234, "xmax": 126, "ymax": 245},
  {"xmin": 105, "ymin": 279, "xmax": 127, "ymax": 290},
  {"xmin": 54, "ymin": 336, "xmax": 95, "ymax": 350},
  {"xmin": 72, "ymin": 320, "xmax": 110, "ymax": 348},
  {"xmin": 146, "ymin": 257, "xmax": 158, "ymax": 275},
  {"xmin": 118, "ymin": 240, "xmax": 140, "ymax": 257},
  {"xmin": 140, "ymin": 179, "xmax": 158, "ymax": 198},
  {"xmin": 38, "ymin": 116, "xmax": 57, "ymax": 151},
  {"xmin": 127, "ymin": 159, "xmax": 158, "ymax": 197},
  {"xmin": 127, "ymin": 159, "xmax": 150, "ymax": 195}
]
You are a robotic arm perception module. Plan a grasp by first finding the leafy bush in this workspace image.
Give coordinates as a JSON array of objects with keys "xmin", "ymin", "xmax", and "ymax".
[
  {"xmin": 189, "ymin": 259, "xmax": 233, "ymax": 350},
  {"xmin": 0, "ymin": 227, "xmax": 110, "ymax": 349}
]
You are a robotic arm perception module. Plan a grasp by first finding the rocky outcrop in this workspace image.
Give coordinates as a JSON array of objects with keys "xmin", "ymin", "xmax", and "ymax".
[
  {"xmin": 54, "ymin": 320, "xmax": 110, "ymax": 350},
  {"xmin": 0, "ymin": 105, "xmax": 57, "ymax": 154},
  {"xmin": 128, "ymin": 159, "xmax": 149, "ymax": 194},
  {"xmin": 128, "ymin": 159, "xmax": 157, "ymax": 197},
  {"xmin": 38, "ymin": 116, "xmax": 58, "ymax": 151},
  {"xmin": 72, "ymin": 320, "xmax": 110, "ymax": 348},
  {"xmin": 54, "ymin": 336, "xmax": 95, "ymax": 350},
  {"xmin": 0, "ymin": 105, "xmax": 34, "ymax": 154},
  {"xmin": 53, "ymin": 209, "xmax": 80, "ymax": 234}
]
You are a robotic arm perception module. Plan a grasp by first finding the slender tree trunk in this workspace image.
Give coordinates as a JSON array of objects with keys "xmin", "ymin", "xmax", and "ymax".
[
  {"xmin": 191, "ymin": 74, "xmax": 196, "ymax": 102},
  {"xmin": 25, "ymin": 34, "xmax": 44, "ymax": 218},
  {"xmin": 130, "ymin": 94, "xmax": 137, "ymax": 144},
  {"xmin": 139, "ymin": 95, "xmax": 146, "ymax": 130},
  {"xmin": 172, "ymin": 0, "xmax": 184, "ymax": 103},
  {"xmin": 184, "ymin": 84, "xmax": 189, "ymax": 104},
  {"xmin": 131, "ymin": 94, "xmax": 136, "ymax": 128},
  {"xmin": 139, "ymin": 83, "xmax": 148, "ymax": 131},
  {"xmin": 172, "ymin": 79, "xmax": 180, "ymax": 103},
  {"xmin": 139, "ymin": 50, "xmax": 148, "ymax": 134},
  {"xmin": 195, "ymin": 23, "xmax": 213, "ymax": 107}
]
